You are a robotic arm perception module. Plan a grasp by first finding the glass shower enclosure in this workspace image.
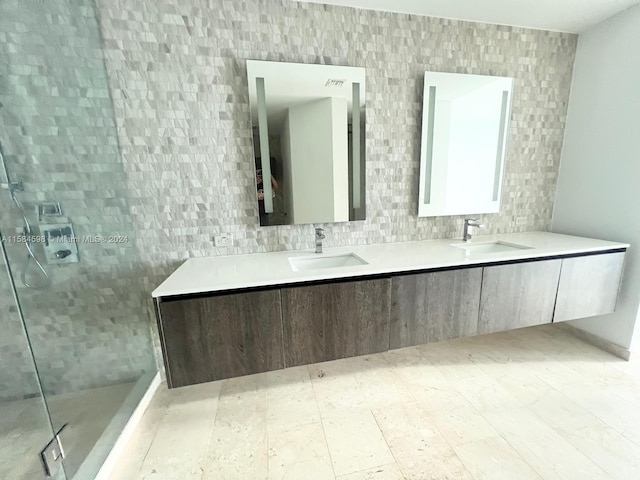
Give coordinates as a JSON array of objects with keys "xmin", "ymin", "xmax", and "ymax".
[{"xmin": 1, "ymin": 1, "xmax": 156, "ymax": 478}]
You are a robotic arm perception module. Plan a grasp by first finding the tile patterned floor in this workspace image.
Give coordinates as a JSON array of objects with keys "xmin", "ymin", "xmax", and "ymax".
[{"xmin": 109, "ymin": 324, "xmax": 640, "ymax": 480}]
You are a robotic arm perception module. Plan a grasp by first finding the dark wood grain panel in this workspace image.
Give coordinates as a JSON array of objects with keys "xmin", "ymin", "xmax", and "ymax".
[
  {"xmin": 554, "ymin": 252, "xmax": 625, "ymax": 322},
  {"xmin": 390, "ymin": 268, "xmax": 482, "ymax": 349},
  {"xmin": 281, "ymin": 285, "xmax": 329, "ymax": 367},
  {"xmin": 158, "ymin": 289, "xmax": 283, "ymax": 388},
  {"xmin": 326, "ymin": 279, "xmax": 391, "ymax": 360},
  {"xmin": 479, "ymin": 260, "xmax": 561, "ymax": 335},
  {"xmin": 282, "ymin": 278, "xmax": 391, "ymax": 367}
]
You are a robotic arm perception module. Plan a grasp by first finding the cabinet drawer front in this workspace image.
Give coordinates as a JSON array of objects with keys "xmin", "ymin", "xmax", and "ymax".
[
  {"xmin": 282, "ymin": 278, "xmax": 391, "ymax": 367},
  {"xmin": 479, "ymin": 260, "xmax": 561, "ymax": 334},
  {"xmin": 554, "ymin": 252, "xmax": 625, "ymax": 322},
  {"xmin": 390, "ymin": 268, "xmax": 482, "ymax": 349},
  {"xmin": 158, "ymin": 290, "xmax": 284, "ymax": 388}
]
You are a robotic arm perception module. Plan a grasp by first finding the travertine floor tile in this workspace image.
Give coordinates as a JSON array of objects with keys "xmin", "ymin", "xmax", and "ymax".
[
  {"xmin": 267, "ymin": 366, "xmax": 321, "ymax": 430},
  {"xmin": 336, "ymin": 463, "xmax": 405, "ymax": 480},
  {"xmin": 138, "ymin": 381, "xmax": 222, "ymax": 479},
  {"xmin": 203, "ymin": 420, "xmax": 269, "ymax": 480},
  {"xmin": 308, "ymin": 361, "xmax": 369, "ymax": 418},
  {"xmin": 424, "ymin": 400, "xmax": 498, "ymax": 447},
  {"xmin": 528, "ymin": 390, "xmax": 640, "ymax": 479},
  {"xmin": 482, "ymin": 407, "xmax": 611, "ymax": 479},
  {"xmin": 108, "ymin": 324, "xmax": 640, "ymax": 480},
  {"xmin": 322, "ymin": 410, "xmax": 395, "ymax": 477},
  {"xmin": 453, "ymin": 435, "xmax": 542, "ymax": 480},
  {"xmin": 267, "ymin": 421, "xmax": 334, "ymax": 480},
  {"xmin": 372, "ymin": 402, "xmax": 473, "ymax": 480}
]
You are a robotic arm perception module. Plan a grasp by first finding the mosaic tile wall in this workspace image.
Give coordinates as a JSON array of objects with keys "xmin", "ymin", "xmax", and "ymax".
[
  {"xmin": 0, "ymin": 0, "xmax": 155, "ymax": 400},
  {"xmin": 96, "ymin": 0, "xmax": 577, "ymax": 271}
]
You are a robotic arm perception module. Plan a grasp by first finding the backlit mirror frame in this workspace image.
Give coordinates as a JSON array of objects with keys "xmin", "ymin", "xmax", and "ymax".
[
  {"xmin": 418, "ymin": 71, "xmax": 513, "ymax": 217},
  {"xmin": 247, "ymin": 60, "xmax": 366, "ymax": 226}
]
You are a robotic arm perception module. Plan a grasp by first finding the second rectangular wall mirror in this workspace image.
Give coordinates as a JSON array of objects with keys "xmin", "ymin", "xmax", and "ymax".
[
  {"xmin": 418, "ymin": 71, "xmax": 513, "ymax": 217},
  {"xmin": 247, "ymin": 60, "xmax": 366, "ymax": 226}
]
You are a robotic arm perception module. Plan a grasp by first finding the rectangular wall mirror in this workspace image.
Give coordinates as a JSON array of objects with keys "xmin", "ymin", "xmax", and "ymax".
[
  {"xmin": 418, "ymin": 71, "xmax": 513, "ymax": 217},
  {"xmin": 247, "ymin": 60, "xmax": 366, "ymax": 226}
]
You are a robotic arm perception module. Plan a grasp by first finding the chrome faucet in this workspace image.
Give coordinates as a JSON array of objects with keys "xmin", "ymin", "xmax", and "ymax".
[
  {"xmin": 315, "ymin": 227, "xmax": 325, "ymax": 254},
  {"xmin": 463, "ymin": 219, "xmax": 483, "ymax": 241}
]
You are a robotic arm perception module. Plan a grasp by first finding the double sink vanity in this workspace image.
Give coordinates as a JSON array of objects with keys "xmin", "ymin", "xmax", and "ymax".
[
  {"xmin": 153, "ymin": 231, "xmax": 628, "ymax": 389},
  {"xmin": 152, "ymin": 61, "xmax": 628, "ymax": 389}
]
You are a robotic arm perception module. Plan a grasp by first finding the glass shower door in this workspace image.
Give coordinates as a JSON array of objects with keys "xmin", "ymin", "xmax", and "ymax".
[
  {"xmin": 0, "ymin": 235, "xmax": 67, "ymax": 480},
  {"xmin": 1, "ymin": 0, "xmax": 156, "ymax": 478}
]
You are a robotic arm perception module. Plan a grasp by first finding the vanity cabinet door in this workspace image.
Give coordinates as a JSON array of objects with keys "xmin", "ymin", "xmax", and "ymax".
[
  {"xmin": 479, "ymin": 260, "xmax": 562, "ymax": 334},
  {"xmin": 281, "ymin": 278, "xmax": 391, "ymax": 367},
  {"xmin": 157, "ymin": 290, "xmax": 284, "ymax": 388},
  {"xmin": 554, "ymin": 252, "xmax": 625, "ymax": 322},
  {"xmin": 390, "ymin": 268, "xmax": 482, "ymax": 349}
]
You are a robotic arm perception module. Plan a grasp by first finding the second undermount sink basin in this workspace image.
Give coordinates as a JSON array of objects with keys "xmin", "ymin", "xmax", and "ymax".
[
  {"xmin": 451, "ymin": 241, "xmax": 533, "ymax": 254},
  {"xmin": 289, "ymin": 253, "xmax": 368, "ymax": 272}
]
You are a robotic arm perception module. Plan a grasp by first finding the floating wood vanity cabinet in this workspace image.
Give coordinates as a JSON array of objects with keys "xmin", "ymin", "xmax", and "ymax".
[
  {"xmin": 554, "ymin": 252, "xmax": 626, "ymax": 322},
  {"xmin": 390, "ymin": 268, "xmax": 482, "ymax": 349},
  {"xmin": 282, "ymin": 278, "xmax": 391, "ymax": 367},
  {"xmin": 153, "ymin": 236, "xmax": 628, "ymax": 389},
  {"xmin": 157, "ymin": 278, "xmax": 391, "ymax": 387},
  {"xmin": 479, "ymin": 259, "xmax": 562, "ymax": 334},
  {"xmin": 157, "ymin": 290, "xmax": 284, "ymax": 388}
]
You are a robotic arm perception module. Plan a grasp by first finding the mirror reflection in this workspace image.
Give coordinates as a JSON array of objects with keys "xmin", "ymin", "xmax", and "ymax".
[
  {"xmin": 418, "ymin": 71, "xmax": 513, "ymax": 217},
  {"xmin": 247, "ymin": 60, "xmax": 366, "ymax": 226}
]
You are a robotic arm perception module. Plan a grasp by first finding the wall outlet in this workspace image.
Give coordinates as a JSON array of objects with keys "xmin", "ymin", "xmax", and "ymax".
[{"xmin": 214, "ymin": 234, "xmax": 233, "ymax": 247}]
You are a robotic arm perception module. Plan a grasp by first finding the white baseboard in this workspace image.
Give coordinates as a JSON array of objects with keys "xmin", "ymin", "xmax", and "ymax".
[
  {"xmin": 94, "ymin": 372, "xmax": 161, "ymax": 480},
  {"xmin": 556, "ymin": 322, "xmax": 632, "ymax": 360}
]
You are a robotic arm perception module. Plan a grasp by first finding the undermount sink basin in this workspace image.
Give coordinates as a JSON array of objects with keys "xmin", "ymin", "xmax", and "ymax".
[
  {"xmin": 451, "ymin": 241, "xmax": 532, "ymax": 254},
  {"xmin": 289, "ymin": 253, "xmax": 368, "ymax": 272}
]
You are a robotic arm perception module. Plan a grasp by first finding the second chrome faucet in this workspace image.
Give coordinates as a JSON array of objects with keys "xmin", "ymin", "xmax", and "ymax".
[{"xmin": 315, "ymin": 227, "xmax": 325, "ymax": 253}]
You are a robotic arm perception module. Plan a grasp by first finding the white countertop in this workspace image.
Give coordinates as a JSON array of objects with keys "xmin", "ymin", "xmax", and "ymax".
[{"xmin": 152, "ymin": 231, "xmax": 629, "ymax": 298}]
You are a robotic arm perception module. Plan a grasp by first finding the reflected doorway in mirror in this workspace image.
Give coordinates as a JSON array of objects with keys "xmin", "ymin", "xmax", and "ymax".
[{"xmin": 247, "ymin": 60, "xmax": 366, "ymax": 226}]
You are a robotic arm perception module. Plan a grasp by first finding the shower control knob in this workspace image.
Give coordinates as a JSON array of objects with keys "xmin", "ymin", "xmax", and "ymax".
[{"xmin": 41, "ymin": 223, "xmax": 80, "ymax": 264}]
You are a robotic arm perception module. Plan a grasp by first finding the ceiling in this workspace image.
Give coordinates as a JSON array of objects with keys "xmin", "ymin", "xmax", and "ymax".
[{"xmin": 295, "ymin": 0, "xmax": 640, "ymax": 33}]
